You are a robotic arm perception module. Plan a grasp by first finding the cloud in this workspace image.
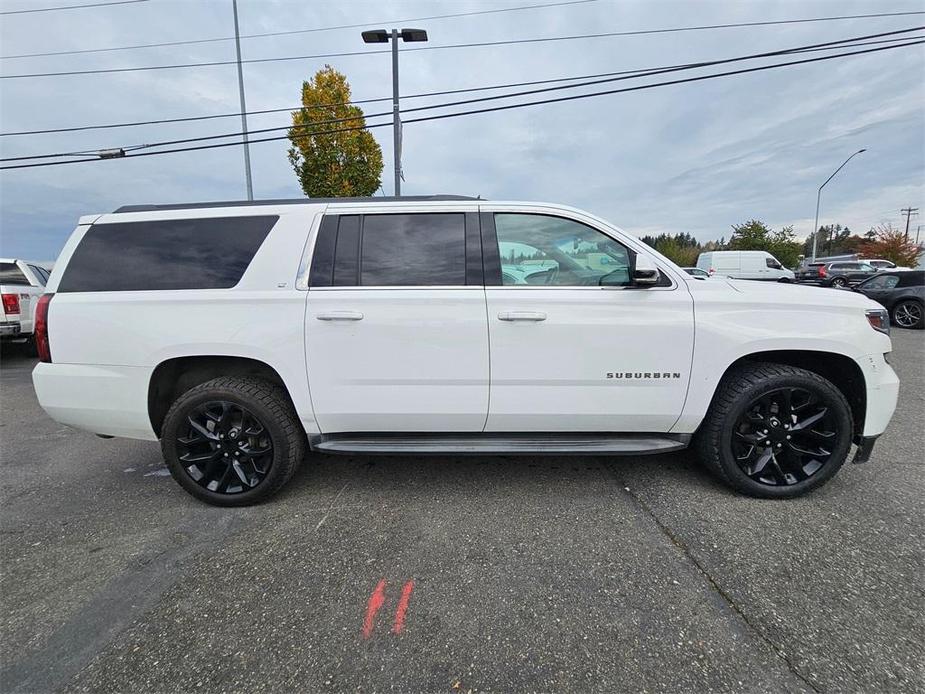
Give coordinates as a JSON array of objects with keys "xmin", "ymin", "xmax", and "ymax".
[{"xmin": 1, "ymin": 0, "xmax": 923, "ymax": 260}]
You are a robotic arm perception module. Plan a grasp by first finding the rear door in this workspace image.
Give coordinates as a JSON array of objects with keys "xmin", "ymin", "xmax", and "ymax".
[
  {"xmin": 480, "ymin": 206, "xmax": 694, "ymax": 432},
  {"xmin": 305, "ymin": 208, "xmax": 489, "ymax": 432}
]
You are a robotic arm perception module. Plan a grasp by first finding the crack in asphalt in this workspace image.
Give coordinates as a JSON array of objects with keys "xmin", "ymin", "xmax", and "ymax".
[{"xmin": 604, "ymin": 462, "xmax": 823, "ymax": 694}]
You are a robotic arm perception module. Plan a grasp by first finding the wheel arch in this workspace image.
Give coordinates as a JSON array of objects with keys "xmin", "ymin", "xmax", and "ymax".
[
  {"xmin": 712, "ymin": 350, "xmax": 866, "ymax": 440},
  {"xmin": 148, "ymin": 355, "xmax": 298, "ymax": 438}
]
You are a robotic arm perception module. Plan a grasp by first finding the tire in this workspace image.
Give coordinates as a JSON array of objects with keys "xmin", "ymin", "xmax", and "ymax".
[
  {"xmin": 830, "ymin": 277, "xmax": 848, "ymax": 288},
  {"xmin": 777, "ymin": 277, "xmax": 792, "ymax": 283},
  {"xmin": 891, "ymin": 299, "xmax": 923, "ymax": 329},
  {"xmin": 160, "ymin": 377, "xmax": 305, "ymax": 506},
  {"xmin": 696, "ymin": 362, "xmax": 853, "ymax": 498}
]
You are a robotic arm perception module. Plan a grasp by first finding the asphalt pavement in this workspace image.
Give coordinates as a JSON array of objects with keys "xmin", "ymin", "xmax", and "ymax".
[{"xmin": 1, "ymin": 331, "xmax": 922, "ymax": 693}]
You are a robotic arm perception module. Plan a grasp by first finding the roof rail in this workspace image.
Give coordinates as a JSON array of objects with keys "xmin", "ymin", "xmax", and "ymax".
[{"xmin": 113, "ymin": 195, "xmax": 482, "ymax": 213}]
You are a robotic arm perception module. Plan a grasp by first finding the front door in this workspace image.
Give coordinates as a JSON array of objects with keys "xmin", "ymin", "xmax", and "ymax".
[
  {"xmin": 482, "ymin": 209, "xmax": 694, "ymax": 432},
  {"xmin": 305, "ymin": 211, "xmax": 489, "ymax": 432}
]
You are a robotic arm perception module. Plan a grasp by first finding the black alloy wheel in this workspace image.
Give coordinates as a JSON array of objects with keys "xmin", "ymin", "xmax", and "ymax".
[
  {"xmin": 161, "ymin": 377, "xmax": 304, "ymax": 506},
  {"xmin": 731, "ymin": 387, "xmax": 840, "ymax": 487},
  {"xmin": 697, "ymin": 362, "xmax": 853, "ymax": 498},
  {"xmin": 892, "ymin": 300, "xmax": 923, "ymax": 329},
  {"xmin": 176, "ymin": 400, "xmax": 273, "ymax": 494}
]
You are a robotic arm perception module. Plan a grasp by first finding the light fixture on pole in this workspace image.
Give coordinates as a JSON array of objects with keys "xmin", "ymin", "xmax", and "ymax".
[
  {"xmin": 811, "ymin": 148, "xmax": 866, "ymax": 261},
  {"xmin": 362, "ymin": 27, "xmax": 428, "ymax": 197}
]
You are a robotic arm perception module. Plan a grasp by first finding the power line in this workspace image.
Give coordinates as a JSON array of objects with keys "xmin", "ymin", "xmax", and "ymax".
[
  {"xmin": 0, "ymin": 0, "xmax": 147, "ymax": 15},
  {"xmin": 3, "ymin": 9, "xmax": 924, "ymax": 79},
  {"xmin": 3, "ymin": 31, "xmax": 920, "ymax": 138},
  {"xmin": 2, "ymin": 7, "xmax": 920, "ymax": 60},
  {"xmin": 3, "ymin": 39, "xmax": 921, "ymax": 171},
  {"xmin": 0, "ymin": 0, "xmax": 596, "ymax": 58},
  {"xmin": 4, "ymin": 26, "xmax": 920, "ymax": 160}
]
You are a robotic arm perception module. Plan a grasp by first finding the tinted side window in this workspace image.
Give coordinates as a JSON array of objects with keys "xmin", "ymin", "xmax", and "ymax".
[
  {"xmin": 898, "ymin": 271, "xmax": 925, "ymax": 287},
  {"xmin": 58, "ymin": 216, "xmax": 277, "ymax": 292},
  {"xmin": 0, "ymin": 262, "xmax": 30, "ymax": 286},
  {"xmin": 360, "ymin": 214, "xmax": 466, "ymax": 286}
]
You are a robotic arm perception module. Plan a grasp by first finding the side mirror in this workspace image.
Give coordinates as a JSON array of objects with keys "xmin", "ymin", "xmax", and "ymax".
[{"xmin": 632, "ymin": 254, "xmax": 660, "ymax": 286}]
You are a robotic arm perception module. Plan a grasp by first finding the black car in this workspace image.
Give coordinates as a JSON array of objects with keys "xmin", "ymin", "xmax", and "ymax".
[{"xmin": 854, "ymin": 270, "xmax": 924, "ymax": 329}]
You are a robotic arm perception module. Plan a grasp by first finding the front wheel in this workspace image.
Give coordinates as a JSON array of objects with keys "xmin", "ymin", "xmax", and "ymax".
[
  {"xmin": 696, "ymin": 363, "xmax": 853, "ymax": 498},
  {"xmin": 161, "ymin": 377, "xmax": 305, "ymax": 506},
  {"xmin": 892, "ymin": 300, "xmax": 923, "ymax": 329}
]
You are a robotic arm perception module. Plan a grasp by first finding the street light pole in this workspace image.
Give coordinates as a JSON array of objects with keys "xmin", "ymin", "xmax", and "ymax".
[
  {"xmin": 232, "ymin": 0, "xmax": 253, "ymax": 201},
  {"xmin": 811, "ymin": 148, "xmax": 866, "ymax": 261},
  {"xmin": 391, "ymin": 29, "xmax": 401, "ymax": 197},
  {"xmin": 362, "ymin": 28, "xmax": 428, "ymax": 197}
]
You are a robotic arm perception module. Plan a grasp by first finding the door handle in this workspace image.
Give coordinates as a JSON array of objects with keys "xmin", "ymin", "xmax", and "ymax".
[
  {"xmin": 316, "ymin": 310, "xmax": 364, "ymax": 321},
  {"xmin": 498, "ymin": 311, "xmax": 547, "ymax": 322}
]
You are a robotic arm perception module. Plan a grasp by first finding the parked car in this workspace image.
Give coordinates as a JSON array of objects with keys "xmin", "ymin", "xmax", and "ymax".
[
  {"xmin": 863, "ymin": 259, "xmax": 899, "ymax": 271},
  {"xmin": 33, "ymin": 197, "xmax": 898, "ymax": 505},
  {"xmin": 696, "ymin": 251, "xmax": 794, "ymax": 282},
  {"xmin": 796, "ymin": 261, "xmax": 878, "ymax": 287},
  {"xmin": 682, "ymin": 267, "xmax": 710, "ymax": 278},
  {"xmin": 854, "ymin": 270, "xmax": 924, "ymax": 329},
  {"xmin": 1, "ymin": 258, "xmax": 49, "ymax": 351}
]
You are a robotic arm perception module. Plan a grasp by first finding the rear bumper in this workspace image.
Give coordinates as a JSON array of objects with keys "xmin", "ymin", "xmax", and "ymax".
[
  {"xmin": 0, "ymin": 321, "xmax": 21, "ymax": 338},
  {"xmin": 32, "ymin": 362, "xmax": 157, "ymax": 440}
]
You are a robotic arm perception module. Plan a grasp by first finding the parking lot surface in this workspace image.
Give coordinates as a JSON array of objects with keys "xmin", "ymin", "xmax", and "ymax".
[{"xmin": 1, "ymin": 331, "xmax": 923, "ymax": 693}]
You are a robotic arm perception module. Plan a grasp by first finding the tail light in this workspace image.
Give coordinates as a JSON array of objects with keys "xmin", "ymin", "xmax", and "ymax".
[
  {"xmin": 1, "ymin": 293, "xmax": 20, "ymax": 315},
  {"xmin": 817, "ymin": 265, "xmax": 827, "ymax": 278},
  {"xmin": 35, "ymin": 293, "xmax": 53, "ymax": 363}
]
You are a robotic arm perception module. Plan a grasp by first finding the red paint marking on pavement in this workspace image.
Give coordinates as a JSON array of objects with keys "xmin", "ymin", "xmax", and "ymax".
[
  {"xmin": 392, "ymin": 580, "xmax": 415, "ymax": 634},
  {"xmin": 362, "ymin": 579, "xmax": 387, "ymax": 639}
]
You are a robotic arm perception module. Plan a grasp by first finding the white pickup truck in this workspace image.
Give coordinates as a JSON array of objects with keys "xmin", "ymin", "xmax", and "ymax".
[
  {"xmin": 32, "ymin": 197, "xmax": 899, "ymax": 506},
  {"xmin": 1, "ymin": 258, "xmax": 50, "ymax": 351}
]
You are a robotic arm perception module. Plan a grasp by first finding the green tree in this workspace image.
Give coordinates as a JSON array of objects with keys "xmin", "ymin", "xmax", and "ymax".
[
  {"xmin": 728, "ymin": 219, "xmax": 802, "ymax": 268},
  {"xmin": 287, "ymin": 65, "xmax": 383, "ymax": 197}
]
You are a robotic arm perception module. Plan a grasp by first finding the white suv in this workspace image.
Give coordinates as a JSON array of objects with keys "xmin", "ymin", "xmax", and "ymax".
[{"xmin": 32, "ymin": 197, "xmax": 899, "ymax": 505}]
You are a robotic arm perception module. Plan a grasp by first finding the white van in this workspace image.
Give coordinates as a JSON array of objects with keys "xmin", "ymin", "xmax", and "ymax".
[{"xmin": 697, "ymin": 251, "xmax": 794, "ymax": 282}]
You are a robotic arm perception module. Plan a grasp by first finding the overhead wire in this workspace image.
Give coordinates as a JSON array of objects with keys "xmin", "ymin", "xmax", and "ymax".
[
  {"xmin": 2, "ymin": 38, "xmax": 921, "ymax": 171},
  {"xmin": 2, "ymin": 10, "xmax": 923, "ymax": 79},
  {"xmin": 0, "ymin": 0, "xmax": 598, "ymax": 58},
  {"xmin": 0, "ymin": 0, "xmax": 147, "ymax": 15},
  {"xmin": 3, "ymin": 26, "xmax": 921, "ymax": 162},
  {"xmin": 4, "ymin": 31, "xmax": 921, "ymax": 138}
]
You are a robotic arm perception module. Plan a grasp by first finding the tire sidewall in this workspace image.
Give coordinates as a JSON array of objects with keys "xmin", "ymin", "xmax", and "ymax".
[
  {"xmin": 161, "ymin": 384, "xmax": 295, "ymax": 506},
  {"xmin": 716, "ymin": 373, "xmax": 853, "ymax": 498},
  {"xmin": 892, "ymin": 300, "xmax": 923, "ymax": 329}
]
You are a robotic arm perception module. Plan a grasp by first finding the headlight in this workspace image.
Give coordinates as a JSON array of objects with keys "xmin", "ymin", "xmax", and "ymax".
[{"xmin": 865, "ymin": 308, "xmax": 890, "ymax": 335}]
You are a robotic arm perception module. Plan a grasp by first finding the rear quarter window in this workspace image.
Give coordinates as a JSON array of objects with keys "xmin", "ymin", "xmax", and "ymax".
[
  {"xmin": 0, "ymin": 262, "xmax": 30, "ymax": 286},
  {"xmin": 58, "ymin": 216, "xmax": 278, "ymax": 292}
]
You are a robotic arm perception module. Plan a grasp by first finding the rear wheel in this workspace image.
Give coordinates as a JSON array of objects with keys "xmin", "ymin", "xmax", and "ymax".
[
  {"xmin": 892, "ymin": 300, "xmax": 923, "ymax": 329},
  {"xmin": 697, "ymin": 363, "xmax": 853, "ymax": 498},
  {"xmin": 830, "ymin": 277, "xmax": 848, "ymax": 288},
  {"xmin": 161, "ymin": 377, "xmax": 305, "ymax": 506}
]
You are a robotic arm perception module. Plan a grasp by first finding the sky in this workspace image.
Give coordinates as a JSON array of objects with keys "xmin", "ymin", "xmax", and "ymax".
[{"xmin": 0, "ymin": 0, "xmax": 923, "ymax": 262}]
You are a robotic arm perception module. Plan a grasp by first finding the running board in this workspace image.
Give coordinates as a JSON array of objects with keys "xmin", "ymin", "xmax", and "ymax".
[{"xmin": 310, "ymin": 433, "xmax": 690, "ymax": 456}]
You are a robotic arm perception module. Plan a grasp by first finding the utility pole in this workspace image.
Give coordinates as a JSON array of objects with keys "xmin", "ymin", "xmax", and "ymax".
[
  {"xmin": 232, "ymin": 0, "xmax": 253, "ymax": 200},
  {"xmin": 361, "ymin": 28, "xmax": 428, "ymax": 197},
  {"xmin": 900, "ymin": 207, "xmax": 919, "ymax": 240}
]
